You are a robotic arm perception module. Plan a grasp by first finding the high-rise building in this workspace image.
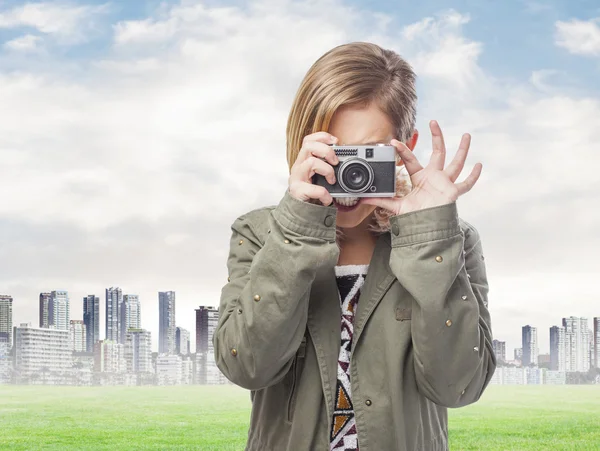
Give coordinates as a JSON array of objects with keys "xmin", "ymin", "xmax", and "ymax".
[
  {"xmin": 176, "ymin": 327, "xmax": 191, "ymax": 355},
  {"xmin": 514, "ymin": 347, "xmax": 523, "ymax": 362},
  {"xmin": 156, "ymin": 354, "xmax": 183, "ymax": 385},
  {"xmin": 594, "ymin": 317, "xmax": 600, "ymax": 369},
  {"xmin": 550, "ymin": 326, "xmax": 566, "ymax": 371},
  {"xmin": 195, "ymin": 306, "xmax": 226, "ymax": 384},
  {"xmin": 492, "ymin": 339, "xmax": 506, "ymax": 363},
  {"xmin": 0, "ymin": 337, "xmax": 10, "ymax": 384},
  {"xmin": 563, "ymin": 316, "xmax": 590, "ymax": 372},
  {"xmin": 94, "ymin": 340, "xmax": 126, "ymax": 373},
  {"xmin": 49, "ymin": 290, "xmax": 70, "ymax": 330},
  {"xmin": 39, "ymin": 293, "xmax": 51, "ymax": 328},
  {"xmin": 588, "ymin": 328, "xmax": 594, "ymax": 370},
  {"xmin": 69, "ymin": 320, "xmax": 86, "ymax": 352},
  {"xmin": 522, "ymin": 325, "xmax": 538, "ymax": 367},
  {"xmin": 83, "ymin": 295, "xmax": 100, "ymax": 353},
  {"xmin": 105, "ymin": 287, "xmax": 123, "ymax": 343},
  {"xmin": 124, "ymin": 329, "xmax": 152, "ymax": 373},
  {"xmin": 159, "ymin": 291, "xmax": 176, "ymax": 354},
  {"xmin": 0, "ymin": 295, "xmax": 13, "ymax": 349},
  {"xmin": 120, "ymin": 294, "xmax": 141, "ymax": 344},
  {"xmin": 538, "ymin": 353, "xmax": 551, "ymax": 369},
  {"xmin": 14, "ymin": 323, "xmax": 71, "ymax": 384}
]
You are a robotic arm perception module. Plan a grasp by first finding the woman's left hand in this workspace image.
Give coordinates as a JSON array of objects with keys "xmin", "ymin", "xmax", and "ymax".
[{"xmin": 361, "ymin": 120, "xmax": 482, "ymax": 216}]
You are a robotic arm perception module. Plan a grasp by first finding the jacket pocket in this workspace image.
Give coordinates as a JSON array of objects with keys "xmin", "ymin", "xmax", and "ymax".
[{"xmin": 286, "ymin": 335, "xmax": 307, "ymax": 423}]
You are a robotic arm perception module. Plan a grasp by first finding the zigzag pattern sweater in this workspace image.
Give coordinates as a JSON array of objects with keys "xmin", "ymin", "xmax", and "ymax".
[{"xmin": 329, "ymin": 264, "xmax": 369, "ymax": 451}]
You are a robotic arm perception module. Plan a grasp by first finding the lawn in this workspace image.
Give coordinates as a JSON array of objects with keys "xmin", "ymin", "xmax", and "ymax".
[{"xmin": 0, "ymin": 384, "xmax": 598, "ymax": 450}]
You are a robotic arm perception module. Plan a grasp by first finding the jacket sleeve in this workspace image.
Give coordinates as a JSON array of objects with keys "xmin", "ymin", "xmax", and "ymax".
[
  {"xmin": 388, "ymin": 201, "xmax": 496, "ymax": 408},
  {"xmin": 213, "ymin": 190, "xmax": 340, "ymax": 390}
]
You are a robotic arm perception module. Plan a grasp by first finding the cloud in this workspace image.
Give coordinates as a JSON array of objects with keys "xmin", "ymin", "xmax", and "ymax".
[
  {"xmin": 3, "ymin": 33, "xmax": 41, "ymax": 52},
  {"xmin": 529, "ymin": 69, "xmax": 558, "ymax": 91},
  {"xmin": 0, "ymin": 1, "xmax": 597, "ymax": 354},
  {"xmin": 555, "ymin": 17, "xmax": 600, "ymax": 56},
  {"xmin": 397, "ymin": 11, "xmax": 483, "ymax": 90},
  {"xmin": 0, "ymin": 1, "xmax": 109, "ymax": 44}
]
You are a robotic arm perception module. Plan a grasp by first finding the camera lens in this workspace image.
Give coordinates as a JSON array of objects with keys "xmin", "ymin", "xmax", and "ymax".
[
  {"xmin": 347, "ymin": 166, "xmax": 367, "ymax": 189},
  {"xmin": 339, "ymin": 160, "xmax": 374, "ymax": 193}
]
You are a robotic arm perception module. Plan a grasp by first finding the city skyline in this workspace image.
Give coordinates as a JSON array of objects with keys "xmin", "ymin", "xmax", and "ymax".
[
  {"xmin": 1, "ymin": 287, "xmax": 598, "ymax": 358},
  {"xmin": 1, "ymin": 297, "xmax": 222, "ymax": 386},
  {"xmin": 2, "ymin": 287, "xmax": 598, "ymax": 388}
]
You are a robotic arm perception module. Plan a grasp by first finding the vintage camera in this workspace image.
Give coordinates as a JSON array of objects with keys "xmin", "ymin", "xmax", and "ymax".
[{"xmin": 311, "ymin": 144, "xmax": 396, "ymax": 197}]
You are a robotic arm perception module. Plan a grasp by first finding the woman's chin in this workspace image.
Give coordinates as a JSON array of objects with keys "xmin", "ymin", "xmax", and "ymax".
[{"xmin": 334, "ymin": 201, "xmax": 377, "ymax": 229}]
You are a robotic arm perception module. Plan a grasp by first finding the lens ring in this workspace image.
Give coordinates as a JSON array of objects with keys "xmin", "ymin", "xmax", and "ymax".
[{"xmin": 338, "ymin": 159, "xmax": 374, "ymax": 193}]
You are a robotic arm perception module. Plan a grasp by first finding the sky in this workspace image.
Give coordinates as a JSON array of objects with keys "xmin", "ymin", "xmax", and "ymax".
[{"xmin": 1, "ymin": 0, "xmax": 599, "ymax": 356}]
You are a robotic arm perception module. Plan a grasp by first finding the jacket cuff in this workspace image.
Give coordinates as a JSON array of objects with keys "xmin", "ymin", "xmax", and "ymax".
[
  {"xmin": 271, "ymin": 189, "xmax": 338, "ymax": 241},
  {"xmin": 390, "ymin": 201, "xmax": 460, "ymax": 247}
]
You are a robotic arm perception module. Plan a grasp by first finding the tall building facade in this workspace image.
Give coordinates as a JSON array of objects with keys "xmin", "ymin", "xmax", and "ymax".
[
  {"xmin": 120, "ymin": 294, "xmax": 141, "ymax": 344},
  {"xmin": 0, "ymin": 337, "xmax": 9, "ymax": 384},
  {"xmin": 492, "ymin": 339, "xmax": 506, "ymax": 363},
  {"xmin": 83, "ymin": 295, "xmax": 100, "ymax": 353},
  {"xmin": 195, "ymin": 306, "xmax": 225, "ymax": 384},
  {"xmin": 69, "ymin": 320, "xmax": 86, "ymax": 352},
  {"xmin": 50, "ymin": 290, "xmax": 70, "ymax": 330},
  {"xmin": 125, "ymin": 329, "xmax": 152, "ymax": 373},
  {"xmin": 550, "ymin": 325, "xmax": 566, "ymax": 371},
  {"xmin": 156, "ymin": 354, "xmax": 183, "ymax": 385},
  {"xmin": 14, "ymin": 323, "xmax": 71, "ymax": 384},
  {"xmin": 176, "ymin": 327, "xmax": 191, "ymax": 355},
  {"xmin": 514, "ymin": 347, "xmax": 523, "ymax": 362},
  {"xmin": 39, "ymin": 292, "xmax": 52, "ymax": 328},
  {"xmin": 522, "ymin": 325, "xmax": 538, "ymax": 366},
  {"xmin": 563, "ymin": 316, "xmax": 590, "ymax": 372},
  {"xmin": 594, "ymin": 317, "xmax": 600, "ymax": 369},
  {"xmin": 94, "ymin": 340, "xmax": 126, "ymax": 373},
  {"xmin": 159, "ymin": 291, "xmax": 176, "ymax": 354},
  {"xmin": 0, "ymin": 295, "xmax": 13, "ymax": 349},
  {"xmin": 105, "ymin": 287, "xmax": 123, "ymax": 343}
]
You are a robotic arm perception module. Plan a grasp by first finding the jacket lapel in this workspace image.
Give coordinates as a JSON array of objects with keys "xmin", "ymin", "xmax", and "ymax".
[
  {"xmin": 307, "ymin": 264, "xmax": 342, "ymax": 422},
  {"xmin": 351, "ymin": 232, "xmax": 395, "ymax": 354}
]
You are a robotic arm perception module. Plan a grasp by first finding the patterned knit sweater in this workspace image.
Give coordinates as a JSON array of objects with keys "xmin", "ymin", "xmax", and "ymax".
[{"xmin": 329, "ymin": 264, "xmax": 369, "ymax": 451}]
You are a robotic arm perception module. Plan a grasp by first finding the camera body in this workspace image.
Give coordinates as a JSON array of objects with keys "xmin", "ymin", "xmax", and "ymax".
[{"xmin": 311, "ymin": 144, "xmax": 396, "ymax": 197}]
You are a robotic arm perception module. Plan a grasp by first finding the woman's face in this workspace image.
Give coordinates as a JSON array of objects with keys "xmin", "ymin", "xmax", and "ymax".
[{"xmin": 327, "ymin": 103, "xmax": 398, "ymax": 229}]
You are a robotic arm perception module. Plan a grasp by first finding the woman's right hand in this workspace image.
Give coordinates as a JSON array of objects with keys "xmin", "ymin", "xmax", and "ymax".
[{"xmin": 288, "ymin": 132, "xmax": 340, "ymax": 206}]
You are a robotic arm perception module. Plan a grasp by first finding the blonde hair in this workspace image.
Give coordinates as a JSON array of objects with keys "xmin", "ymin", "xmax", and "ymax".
[{"xmin": 285, "ymin": 41, "xmax": 417, "ymax": 241}]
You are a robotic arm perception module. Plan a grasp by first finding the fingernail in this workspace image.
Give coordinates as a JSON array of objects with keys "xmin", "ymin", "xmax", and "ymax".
[{"xmin": 331, "ymin": 136, "xmax": 337, "ymax": 143}]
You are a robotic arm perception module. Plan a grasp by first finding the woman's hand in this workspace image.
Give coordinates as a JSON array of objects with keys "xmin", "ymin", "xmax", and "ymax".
[
  {"xmin": 362, "ymin": 120, "xmax": 482, "ymax": 215},
  {"xmin": 288, "ymin": 132, "xmax": 340, "ymax": 206}
]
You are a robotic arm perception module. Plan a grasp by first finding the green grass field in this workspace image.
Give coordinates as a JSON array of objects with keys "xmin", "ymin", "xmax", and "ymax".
[{"xmin": 0, "ymin": 384, "xmax": 598, "ymax": 450}]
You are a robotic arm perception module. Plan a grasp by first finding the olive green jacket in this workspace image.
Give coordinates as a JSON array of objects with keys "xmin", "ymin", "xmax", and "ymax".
[{"xmin": 213, "ymin": 190, "xmax": 496, "ymax": 451}]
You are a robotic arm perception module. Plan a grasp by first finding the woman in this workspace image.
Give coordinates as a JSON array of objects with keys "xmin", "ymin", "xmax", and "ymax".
[{"xmin": 213, "ymin": 42, "xmax": 496, "ymax": 451}]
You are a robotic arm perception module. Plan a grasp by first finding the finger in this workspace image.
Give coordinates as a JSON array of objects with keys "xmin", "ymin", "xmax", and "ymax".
[
  {"xmin": 428, "ymin": 120, "xmax": 446, "ymax": 170},
  {"xmin": 290, "ymin": 181, "xmax": 333, "ymax": 206},
  {"xmin": 445, "ymin": 133, "xmax": 471, "ymax": 182},
  {"xmin": 391, "ymin": 139, "xmax": 422, "ymax": 176},
  {"xmin": 293, "ymin": 156, "xmax": 336, "ymax": 184},
  {"xmin": 296, "ymin": 133, "xmax": 338, "ymax": 164},
  {"xmin": 455, "ymin": 162, "xmax": 482, "ymax": 196},
  {"xmin": 303, "ymin": 131, "xmax": 338, "ymax": 146},
  {"xmin": 297, "ymin": 140, "xmax": 339, "ymax": 167}
]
